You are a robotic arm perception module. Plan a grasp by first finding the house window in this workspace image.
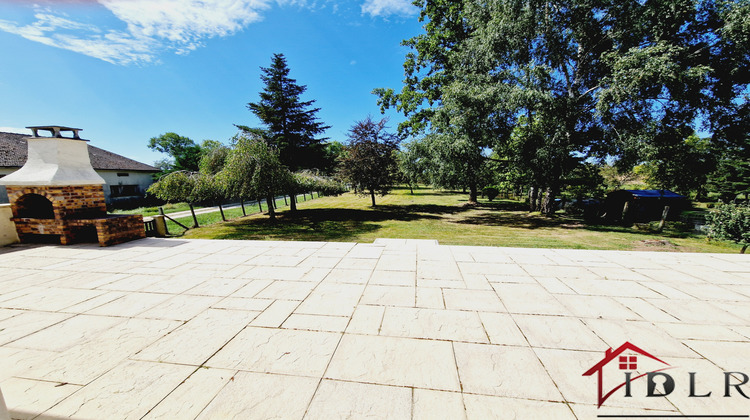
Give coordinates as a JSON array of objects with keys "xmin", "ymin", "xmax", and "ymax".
[
  {"xmin": 117, "ymin": 172, "xmax": 129, "ymax": 177},
  {"xmin": 110, "ymin": 185, "xmax": 139, "ymax": 197},
  {"xmin": 619, "ymin": 355, "xmax": 637, "ymax": 370}
]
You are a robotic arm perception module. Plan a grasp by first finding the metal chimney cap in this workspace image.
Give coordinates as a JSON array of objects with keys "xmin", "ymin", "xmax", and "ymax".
[{"xmin": 26, "ymin": 126, "xmax": 85, "ymax": 140}]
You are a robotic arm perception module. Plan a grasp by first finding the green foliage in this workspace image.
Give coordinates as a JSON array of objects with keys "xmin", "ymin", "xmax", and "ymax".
[
  {"xmin": 148, "ymin": 133, "xmax": 203, "ymax": 173},
  {"xmin": 244, "ymin": 53, "xmax": 330, "ymax": 172},
  {"xmin": 397, "ymin": 139, "xmax": 429, "ymax": 193},
  {"xmin": 294, "ymin": 170, "xmax": 347, "ymax": 197},
  {"xmin": 147, "ymin": 171, "xmax": 221, "ymax": 204},
  {"xmin": 706, "ymin": 202, "xmax": 750, "ymax": 252},
  {"xmin": 219, "ymin": 133, "xmax": 293, "ymax": 207},
  {"xmin": 340, "ymin": 117, "xmax": 400, "ymax": 206},
  {"xmin": 198, "ymin": 141, "xmax": 230, "ymax": 175}
]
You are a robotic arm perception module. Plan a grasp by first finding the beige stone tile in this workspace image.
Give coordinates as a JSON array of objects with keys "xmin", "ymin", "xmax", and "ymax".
[
  {"xmin": 282, "ymin": 313, "xmax": 350, "ymax": 333},
  {"xmin": 375, "ymin": 254, "xmax": 417, "ymax": 272},
  {"xmin": 360, "ymin": 285, "xmax": 415, "ymax": 307},
  {"xmin": 43, "ymin": 360, "xmax": 194, "ymax": 420},
  {"xmin": 380, "ymin": 306, "xmax": 488, "ymax": 343},
  {"xmin": 23, "ymin": 318, "xmax": 182, "ymax": 385},
  {"xmin": 413, "ymin": 389, "xmax": 466, "ymax": 420},
  {"xmin": 250, "ymin": 300, "xmax": 298, "ymax": 327},
  {"xmin": 369, "ymin": 270, "xmax": 416, "ymax": 286},
  {"xmin": 7, "ymin": 314, "xmax": 122, "ymax": 352},
  {"xmin": 458, "ymin": 262, "xmax": 527, "ymax": 277},
  {"xmin": 85, "ymin": 292, "xmax": 172, "ymax": 317},
  {"xmin": 184, "ymin": 277, "xmax": 250, "ymax": 297},
  {"xmin": 139, "ymin": 295, "xmax": 222, "ymax": 321},
  {"xmin": 585, "ymin": 319, "xmax": 700, "ymax": 358},
  {"xmin": 137, "ymin": 275, "xmax": 209, "ymax": 294},
  {"xmin": 478, "ymin": 312, "xmax": 528, "ymax": 346},
  {"xmin": 454, "ymin": 342, "xmax": 563, "ymax": 401},
  {"xmin": 0, "ymin": 377, "xmax": 82, "ymax": 420},
  {"xmin": 462, "ymin": 273, "xmax": 493, "ymax": 290},
  {"xmin": 0, "ymin": 309, "xmax": 21, "ymax": 322},
  {"xmin": 554, "ymin": 294, "xmax": 640, "ymax": 320},
  {"xmin": 614, "ymin": 297, "xmax": 680, "ymax": 322},
  {"xmin": 211, "ymin": 297, "xmax": 273, "ymax": 312},
  {"xmin": 561, "ymin": 278, "xmax": 663, "ymax": 298},
  {"xmin": 135, "ymin": 309, "xmax": 255, "ymax": 365},
  {"xmin": 207, "ymin": 326, "xmax": 340, "ymax": 376},
  {"xmin": 0, "ymin": 311, "xmax": 72, "ymax": 346},
  {"xmin": 299, "ymin": 256, "xmax": 342, "ymax": 269},
  {"xmin": 0, "ymin": 347, "xmax": 59, "ymax": 382},
  {"xmin": 296, "ymin": 283, "xmax": 365, "ymax": 317},
  {"xmin": 442, "ymin": 288, "xmax": 504, "ymax": 312},
  {"xmin": 417, "ymin": 278, "xmax": 465, "ymax": 289},
  {"xmin": 521, "ymin": 264, "xmax": 599, "ymax": 279},
  {"xmin": 305, "ymin": 379, "xmax": 412, "ymax": 420},
  {"xmin": 346, "ymin": 304, "xmax": 385, "ymax": 335},
  {"xmin": 230, "ymin": 279, "xmax": 274, "ymax": 298},
  {"xmin": 0, "ymin": 287, "xmax": 105, "ymax": 312},
  {"xmin": 59, "ymin": 290, "xmax": 128, "ymax": 313},
  {"xmin": 323, "ymin": 268, "xmax": 372, "ymax": 284},
  {"xmin": 463, "ymin": 394, "xmax": 576, "ymax": 419},
  {"xmin": 656, "ymin": 322, "xmax": 748, "ymax": 342},
  {"xmin": 682, "ymin": 340, "xmax": 750, "ymax": 371},
  {"xmin": 514, "ymin": 314, "xmax": 606, "ymax": 351},
  {"xmin": 255, "ymin": 280, "xmax": 317, "ymax": 301},
  {"xmin": 144, "ymin": 367, "xmax": 235, "ymax": 419},
  {"xmin": 336, "ymin": 258, "xmax": 378, "ymax": 270},
  {"xmin": 569, "ymin": 404, "xmax": 679, "ymax": 419},
  {"xmin": 416, "ymin": 287, "xmax": 444, "ymax": 309},
  {"xmin": 493, "ymin": 283, "xmax": 571, "ymax": 315},
  {"xmin": 535, "ymin": 276, "xmax": 577, "ymax": 293},
  {"xmin": 326, "ymin": 334, "xmax": 460, "ymax": 391},
  {"xmin": 417, "ymin": 260, "xmax": 462, "ymax": 280},
  {"xmin": 97, "ymin": 274, "xmax": 166, "ymax": 291},
  {"xmin": 196, "ymin": 371, "xmax": 318, "ymax": 420}
]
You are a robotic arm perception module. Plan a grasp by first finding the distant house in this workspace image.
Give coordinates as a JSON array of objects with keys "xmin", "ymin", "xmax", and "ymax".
[
  {"xmin": 0, "ymin": 131, "xmax": 158, "ymax": 207},
  {"xmin": 602, "ymin": 189, "xmax": 688, "ymax": 223}
]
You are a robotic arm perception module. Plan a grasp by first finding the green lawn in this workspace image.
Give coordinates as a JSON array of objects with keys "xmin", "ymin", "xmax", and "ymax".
[
  {"xmin": 177, "ymin": 187, "xmax": 742, "ymax": 253},
  {"xmin": 112, "ymin": 202, "xmax": 205, "ymax": 217}
]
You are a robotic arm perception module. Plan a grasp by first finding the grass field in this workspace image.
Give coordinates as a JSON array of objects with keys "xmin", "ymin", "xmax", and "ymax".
[{"xmin": 177, "ymin": 186, "xmax": 741, "ymax": 253}]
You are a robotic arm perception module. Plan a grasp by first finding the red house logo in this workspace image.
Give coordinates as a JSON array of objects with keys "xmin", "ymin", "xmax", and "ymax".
[{"xmin": 583, "ymin": 342, "xmax": 672, "ymax": 407}]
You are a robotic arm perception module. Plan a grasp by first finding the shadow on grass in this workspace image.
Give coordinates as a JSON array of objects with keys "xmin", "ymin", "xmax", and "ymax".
[{"xmin": 211, "ymin": 207, "xmax": 450, "ymax": 241}]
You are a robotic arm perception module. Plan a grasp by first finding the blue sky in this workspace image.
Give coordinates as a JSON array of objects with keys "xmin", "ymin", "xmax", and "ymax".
[{"xmin": 0, "ymin": 0, "xmax": 423, "ymax": 166}]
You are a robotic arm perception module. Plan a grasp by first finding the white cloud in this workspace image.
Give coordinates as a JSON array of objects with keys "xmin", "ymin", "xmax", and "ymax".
[
  {"xmin": 361, "ymin": 0, "xmax": 417, "ymax": 17},
  {"xmin": 0, "ymin": 0, "xmax": 273, "ymax": 65}
]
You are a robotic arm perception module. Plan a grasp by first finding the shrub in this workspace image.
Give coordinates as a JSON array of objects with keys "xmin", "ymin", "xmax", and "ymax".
[
  {"xmin": 482, "ymin": 187, "xmax": 499, "ymax": 201},
  {"xmin": 705, "ymin": 202, "xmax": 750, "ymax": 253}
]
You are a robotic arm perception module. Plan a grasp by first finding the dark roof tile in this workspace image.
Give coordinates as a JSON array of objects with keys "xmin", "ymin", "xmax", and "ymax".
[{"xmin": 0, "ymin": 131, "xmax": 157, "ymax": 172}]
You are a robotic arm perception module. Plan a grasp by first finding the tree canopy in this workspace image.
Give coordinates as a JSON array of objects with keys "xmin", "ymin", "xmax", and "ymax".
[
  {"xmin": 148, "ymin": 133, "xmax": 203, "ymax": 173},
  {"xmin": 340, "ymin": 117, "xmax": 400, "ymax": 206}
]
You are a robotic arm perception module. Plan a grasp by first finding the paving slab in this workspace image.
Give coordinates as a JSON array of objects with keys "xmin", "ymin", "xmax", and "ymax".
[{"xmin": 0, "ymin": 238, "xmax": 748, "ymax": 419}]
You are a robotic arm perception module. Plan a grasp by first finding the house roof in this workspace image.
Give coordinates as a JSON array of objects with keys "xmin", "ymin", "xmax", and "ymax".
[
  {"xmin": 582, "ymin": 341, "xmax": 669, "ymax": 376},
  {"xmin": 0, "ymin": 131, "xmax": 157, "ymax": 172}
]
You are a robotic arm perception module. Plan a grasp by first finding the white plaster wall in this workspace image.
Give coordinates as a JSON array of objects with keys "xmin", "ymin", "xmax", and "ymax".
[
  {"xmin": 0, "ymin": 168, "xmax": 12, "ymax": 204},
  {"xmin": 98, "ymin": 170, "xmax": 155, "ymax": 201},
  {"xmin": 0, "ymin": 204, "xmax": 19, "ymax": 246}
]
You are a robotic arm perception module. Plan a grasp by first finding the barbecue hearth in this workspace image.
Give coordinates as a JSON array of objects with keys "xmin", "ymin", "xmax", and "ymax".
[{"xmin": 0, "ymin": 126, "xmax": 145, "ymax": 246}]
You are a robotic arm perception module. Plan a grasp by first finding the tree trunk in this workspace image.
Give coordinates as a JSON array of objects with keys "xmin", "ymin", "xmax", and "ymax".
[
  {"xmin": 188, "ymin": 203, "xmax": 199, "ymax": 228},
  {"xmin": 266, "ymin": 193, "xmax": 276, "ymax": 220},
  {"xmin": 541, "ymin": 185, "xmax": 559, "ymax": 216},
  {"xmin": 257, "ymin": 197, "xmax": 263, "ymax": 212},
  {"xmin": 218, "ymin": 202, "xmax": 226, "ymax": 221},
  {"xmin": 287, "ymin": 188, "xmax": 297, "ymax": 212},
  {"xmin": 741, "ymin": 244, "xmax": 747, "ymax": 254},
  {"xmin": 529, "ymin": 187, "xmax": 537, "ymax": 212},
  {"xmin": 370, "ymin": 189, "xmax": 376, "ymax": 206},
  {"xmin": 409, "ymin": 184, "xmax": 414, "ymax": 195},
  {"xmin": 468, "ymin": 184, "xmax": 478, "ymax": 204},
  {"xmin": 240, "ymin": 199, "xmax": 246, "ymax": 216}
]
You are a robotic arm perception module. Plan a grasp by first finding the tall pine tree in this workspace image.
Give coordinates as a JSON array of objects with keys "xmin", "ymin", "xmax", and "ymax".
[{"xmin": 242, "ymin": 53, "xmax": 330, "ymax": 211}]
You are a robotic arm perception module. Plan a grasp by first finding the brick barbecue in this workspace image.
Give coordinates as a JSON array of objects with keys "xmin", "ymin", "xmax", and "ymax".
[{"xmin": 0, "ymin": 126, "xmax": 145, "ymax": 246}]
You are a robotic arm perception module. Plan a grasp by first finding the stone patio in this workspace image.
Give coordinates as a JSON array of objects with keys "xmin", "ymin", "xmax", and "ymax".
[{"xmin": 0, "ymin": 238, "xmax": 748, "ymax": 419}]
